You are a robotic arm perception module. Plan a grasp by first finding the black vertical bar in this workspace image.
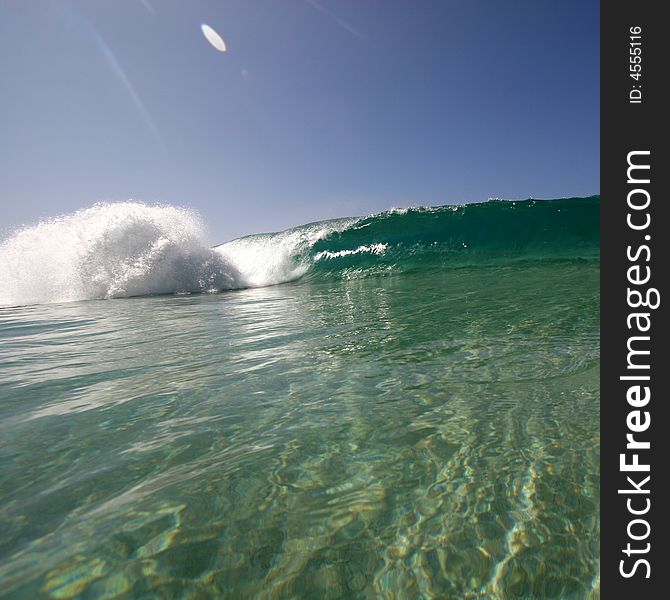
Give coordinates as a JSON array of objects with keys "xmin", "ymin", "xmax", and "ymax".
[{"xmin": 601, "ymin": 0, "xmax": 668, "ymax": 595}]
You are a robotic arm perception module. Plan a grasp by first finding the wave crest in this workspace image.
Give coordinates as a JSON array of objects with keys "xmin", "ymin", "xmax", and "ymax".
[{"xmin": 1, "ymin": 197, "xmax": 600, "ymax": 307}]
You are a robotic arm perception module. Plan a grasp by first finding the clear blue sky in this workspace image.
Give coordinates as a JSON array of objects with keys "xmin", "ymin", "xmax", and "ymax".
[{"xmin": 0, "ymin": 0, "xmax": 599, "ymax": 243}]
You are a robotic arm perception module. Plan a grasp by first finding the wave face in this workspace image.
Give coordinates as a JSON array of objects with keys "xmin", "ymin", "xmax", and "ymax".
[
  {"xmin": 1, "ymin": 197, "xmax": 599, "ymax": 307},
  {"xmin": 307, "ymin": 196, "xmax": 600, "ymax": 278},
  {"xmin": 215, "ymin": 196, "xmax": 599, "ymax": 282}
]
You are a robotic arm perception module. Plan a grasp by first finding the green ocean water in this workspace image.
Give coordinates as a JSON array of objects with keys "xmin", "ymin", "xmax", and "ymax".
[{"xmin": 0, "ymin": 198, "xmax": 599, "ymax": 599}]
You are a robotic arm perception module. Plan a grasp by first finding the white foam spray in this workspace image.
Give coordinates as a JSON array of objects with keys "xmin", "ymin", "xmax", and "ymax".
[
  {"xmin": 0, "ymin": 202, "xmax": 241, "ymax": 307},
  {"xmin": 0, "ymin": 203, "xmax": 359, "ymax": 307},
  {"xmin": 214, "ymin": 218, "xmax": 358, "ymax": 287}
]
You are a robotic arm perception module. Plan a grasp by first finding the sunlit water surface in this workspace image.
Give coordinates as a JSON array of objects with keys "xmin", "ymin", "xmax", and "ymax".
[{"xmin": 0, "ymin": 264, "xmax": 599, "ymax": 599}]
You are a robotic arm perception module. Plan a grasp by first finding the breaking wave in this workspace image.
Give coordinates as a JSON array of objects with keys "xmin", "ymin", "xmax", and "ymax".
[{"xmin": 0, "ymin": 197, "xmax": 599, "ymax": 307}]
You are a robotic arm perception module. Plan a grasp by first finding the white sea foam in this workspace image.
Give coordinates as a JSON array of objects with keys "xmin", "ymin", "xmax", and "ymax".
[
  {"xmin": 214, "ymin": 218, "xmax": 358, "ymax": 287},
  {"xmin": 0, "ymin": 202, "xmax": 243, "ymax": 307},
  {"xmin": 314, "ymin": 243, "xmax": 388, "ymax": 261},
  {"xmin": 0, "ymin": 203, "xmax": 359, "ymax": 307}
]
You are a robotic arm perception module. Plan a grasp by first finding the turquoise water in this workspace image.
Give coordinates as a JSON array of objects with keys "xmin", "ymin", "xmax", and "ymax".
[{"xmin": 0, "ymin": 198, "xmax": 599, "ymax": 598}]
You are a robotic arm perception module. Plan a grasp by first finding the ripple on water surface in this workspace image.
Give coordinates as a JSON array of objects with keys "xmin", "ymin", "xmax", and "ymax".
[{"xmin": 0, "ymin": 263, "xmax": 599, "ymax": 598}]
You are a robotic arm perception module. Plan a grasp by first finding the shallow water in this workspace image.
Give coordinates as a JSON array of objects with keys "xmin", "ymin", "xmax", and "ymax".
[{"xmin": 0, "ymin": 260, "xmax": 599, "ymax": 599}]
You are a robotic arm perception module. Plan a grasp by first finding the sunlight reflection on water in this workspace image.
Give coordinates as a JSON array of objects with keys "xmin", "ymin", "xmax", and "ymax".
[{"xmin": 0, "ymin": 264, "xmax": 599, "ymax": 598}]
